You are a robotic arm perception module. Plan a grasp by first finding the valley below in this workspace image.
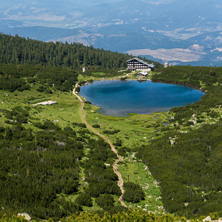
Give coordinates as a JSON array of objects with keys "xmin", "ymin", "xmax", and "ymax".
[{"xmin": 1, "ymin": 0, "xmax": 222, "ymax": 66}]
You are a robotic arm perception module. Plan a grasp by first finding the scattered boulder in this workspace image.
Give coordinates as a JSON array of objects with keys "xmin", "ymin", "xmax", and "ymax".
[
  {"xmin": 17, "ymin": 213, "xmax": 31, "ymax": 221},
  {"xmin": 203, "ymin": 216, "xmax": 211, "ymax": 222},
  {"xmin": 56, "ymin": 141, "xmax": 66, "ymax": 146}
]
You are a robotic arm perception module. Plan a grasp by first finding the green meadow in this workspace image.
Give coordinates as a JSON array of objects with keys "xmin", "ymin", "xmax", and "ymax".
[
  {"xmin": 82, "ymin": 100, "xmax": 174, "ymax": 211},
  {"xmin": 3, "ymin": 70, "xmax": 218, "ymax": 215},
  {"xmin": 0, "ymin": 87, "xmax": 82, "ymax": 129},
  {"xmin": 84, "ymin": 103, "xmax": 173, "ymax": 148},
  {"xmin": 2, "ymin": 71, "xmax": 222, "ymax": 218},
  {"xmin": 0, "ymin": 82, "xmax": 170, "ymax": 212}
]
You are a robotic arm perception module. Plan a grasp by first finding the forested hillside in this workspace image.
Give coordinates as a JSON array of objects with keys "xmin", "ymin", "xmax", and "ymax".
[
  {"xmin": 0, "ymin": 64, "xmax": 78, "ymax": 92},
  {"xmin": 136, "ymin": 66, "xmax": 222, "ymax": 218},
  {"xmin": 0, "ymin": 34, "xmax": 129, "ymax": 69},
  {"xmin": 0, "ymin": 33, "xmax": 161, "ymax": 70}
]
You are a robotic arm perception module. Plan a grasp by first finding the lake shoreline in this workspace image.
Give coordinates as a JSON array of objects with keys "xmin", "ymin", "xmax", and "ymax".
[
  {"xmin": 81, "ymin": 74, "xmax": 205, "ymax": 93},
  {"xmin": 79, "ymin": 79, "xmax": 205, "ymax": 117},
  {"xmin": 151, "ymin": 79, "xmax": 206, "ymax": 93}
]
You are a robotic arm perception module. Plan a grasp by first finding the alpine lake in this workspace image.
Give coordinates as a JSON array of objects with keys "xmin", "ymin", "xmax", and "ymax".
[{"xmin": 79, "ymin": 80, "xmax": 205, "ymax": 117}]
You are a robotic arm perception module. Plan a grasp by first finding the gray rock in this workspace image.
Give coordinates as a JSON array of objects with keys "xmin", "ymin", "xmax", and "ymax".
[
  {"xmin": 203, "ymin": 216, "xmax": 211, "ymax": 222},
  {"xmin": 17, "ymin": 213, "xmax": 31, "ymax": 221}
]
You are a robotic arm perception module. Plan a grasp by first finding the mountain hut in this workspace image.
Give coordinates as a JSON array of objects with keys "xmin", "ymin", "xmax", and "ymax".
[{"xmin": 126, "ymin": 58, "xmax": 154, "ymax": 71}]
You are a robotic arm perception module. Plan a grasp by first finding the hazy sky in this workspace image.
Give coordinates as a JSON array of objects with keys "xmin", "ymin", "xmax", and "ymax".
[{"xmin": 1, "ymin": 0, "xmax": 221, "ymax": 29}]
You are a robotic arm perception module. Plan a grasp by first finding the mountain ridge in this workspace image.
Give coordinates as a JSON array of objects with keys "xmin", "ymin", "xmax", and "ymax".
[{"xmin": 1, "ymin": 0, "xmax": 222, "ymax": 65}]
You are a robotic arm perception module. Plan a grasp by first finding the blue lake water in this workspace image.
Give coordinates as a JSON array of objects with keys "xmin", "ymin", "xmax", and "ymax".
[{"xmin": 79, "ymin": 80, "xmax": 205, "ymax": 116}]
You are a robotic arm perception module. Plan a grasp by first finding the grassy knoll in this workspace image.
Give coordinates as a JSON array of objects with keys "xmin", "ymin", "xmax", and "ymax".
[
  {"xmin": 33, "ymin": 92, "xmax": 82, "ymax": 128},
  {"xmin": 118, "ymin": 157, "xmax": 164, "ymax": 213},
  {"xmin": 78, "ymin": 70, "xmax": 158, "ymax": 83},
  {"xmin": 78, "ymin": 70, "xmax": 131, "ymax": 80},
  {"xmin": 83, "ymin": 101, "xmax": 173, "ymax": 211},
  {"xmin": 84, "ymin": 103, "xmax": 173, "ymax": 148},
  {"xmin": 0, "ymin": 87, "xmax": 82, "ymax": 129}
]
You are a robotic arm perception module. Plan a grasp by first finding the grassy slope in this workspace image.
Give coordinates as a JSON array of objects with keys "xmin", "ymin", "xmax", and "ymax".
[
  {"xmin": 84, "ymin": 103, "xmax": 172, "ymax": 212},
  {"xmin": 5, "ymin": 68, "xmax": 219, "ymax": 218},
  {"xmin": 85, "ymin": 104, "xmax": 172, "ymax": 148},
  {"xmin": 0, "ymin": 75, "xmax": 169, "ymax": 213},
  {"xmin": 0, "ymin": 87, "xmax": 82, "ymax": 128},
  {"xmin": 2, "ymin": 69, "xmax": 222, "ymax": 221}
]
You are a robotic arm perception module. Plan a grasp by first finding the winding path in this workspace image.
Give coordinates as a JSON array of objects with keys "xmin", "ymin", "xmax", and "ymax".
[{"xmin": 73, "ymin": 84, "xmax": 127, "ymax": 208}]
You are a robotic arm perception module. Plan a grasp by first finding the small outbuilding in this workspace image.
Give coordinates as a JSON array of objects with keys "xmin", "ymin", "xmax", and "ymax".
[
  {"xmin": 164, "ymin": 62, "xmax": 169, "ymax": 68},
  {"xmin": 127, "ymin": 58, "xmax": 154, "ymax": 71},
  {"xmin": 137, "ymin": 71, "xmax": 148, "ymax": 77}
]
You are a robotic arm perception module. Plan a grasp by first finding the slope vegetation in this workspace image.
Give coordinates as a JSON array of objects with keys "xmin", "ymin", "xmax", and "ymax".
[{"xmin": 137, "ymin": 66, "xmax": 222, "ymax": 217}]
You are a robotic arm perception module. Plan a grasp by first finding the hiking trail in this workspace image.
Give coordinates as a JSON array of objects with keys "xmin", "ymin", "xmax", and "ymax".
[{"xmin": 73, "ymin": 83, "xmax": 127, "ymax": 208}]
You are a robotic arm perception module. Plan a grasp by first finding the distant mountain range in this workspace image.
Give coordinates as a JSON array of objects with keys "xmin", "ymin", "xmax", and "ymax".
[{"xmin": 1, "ymin": 0, "xmax": 222, "ymax": 66}]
